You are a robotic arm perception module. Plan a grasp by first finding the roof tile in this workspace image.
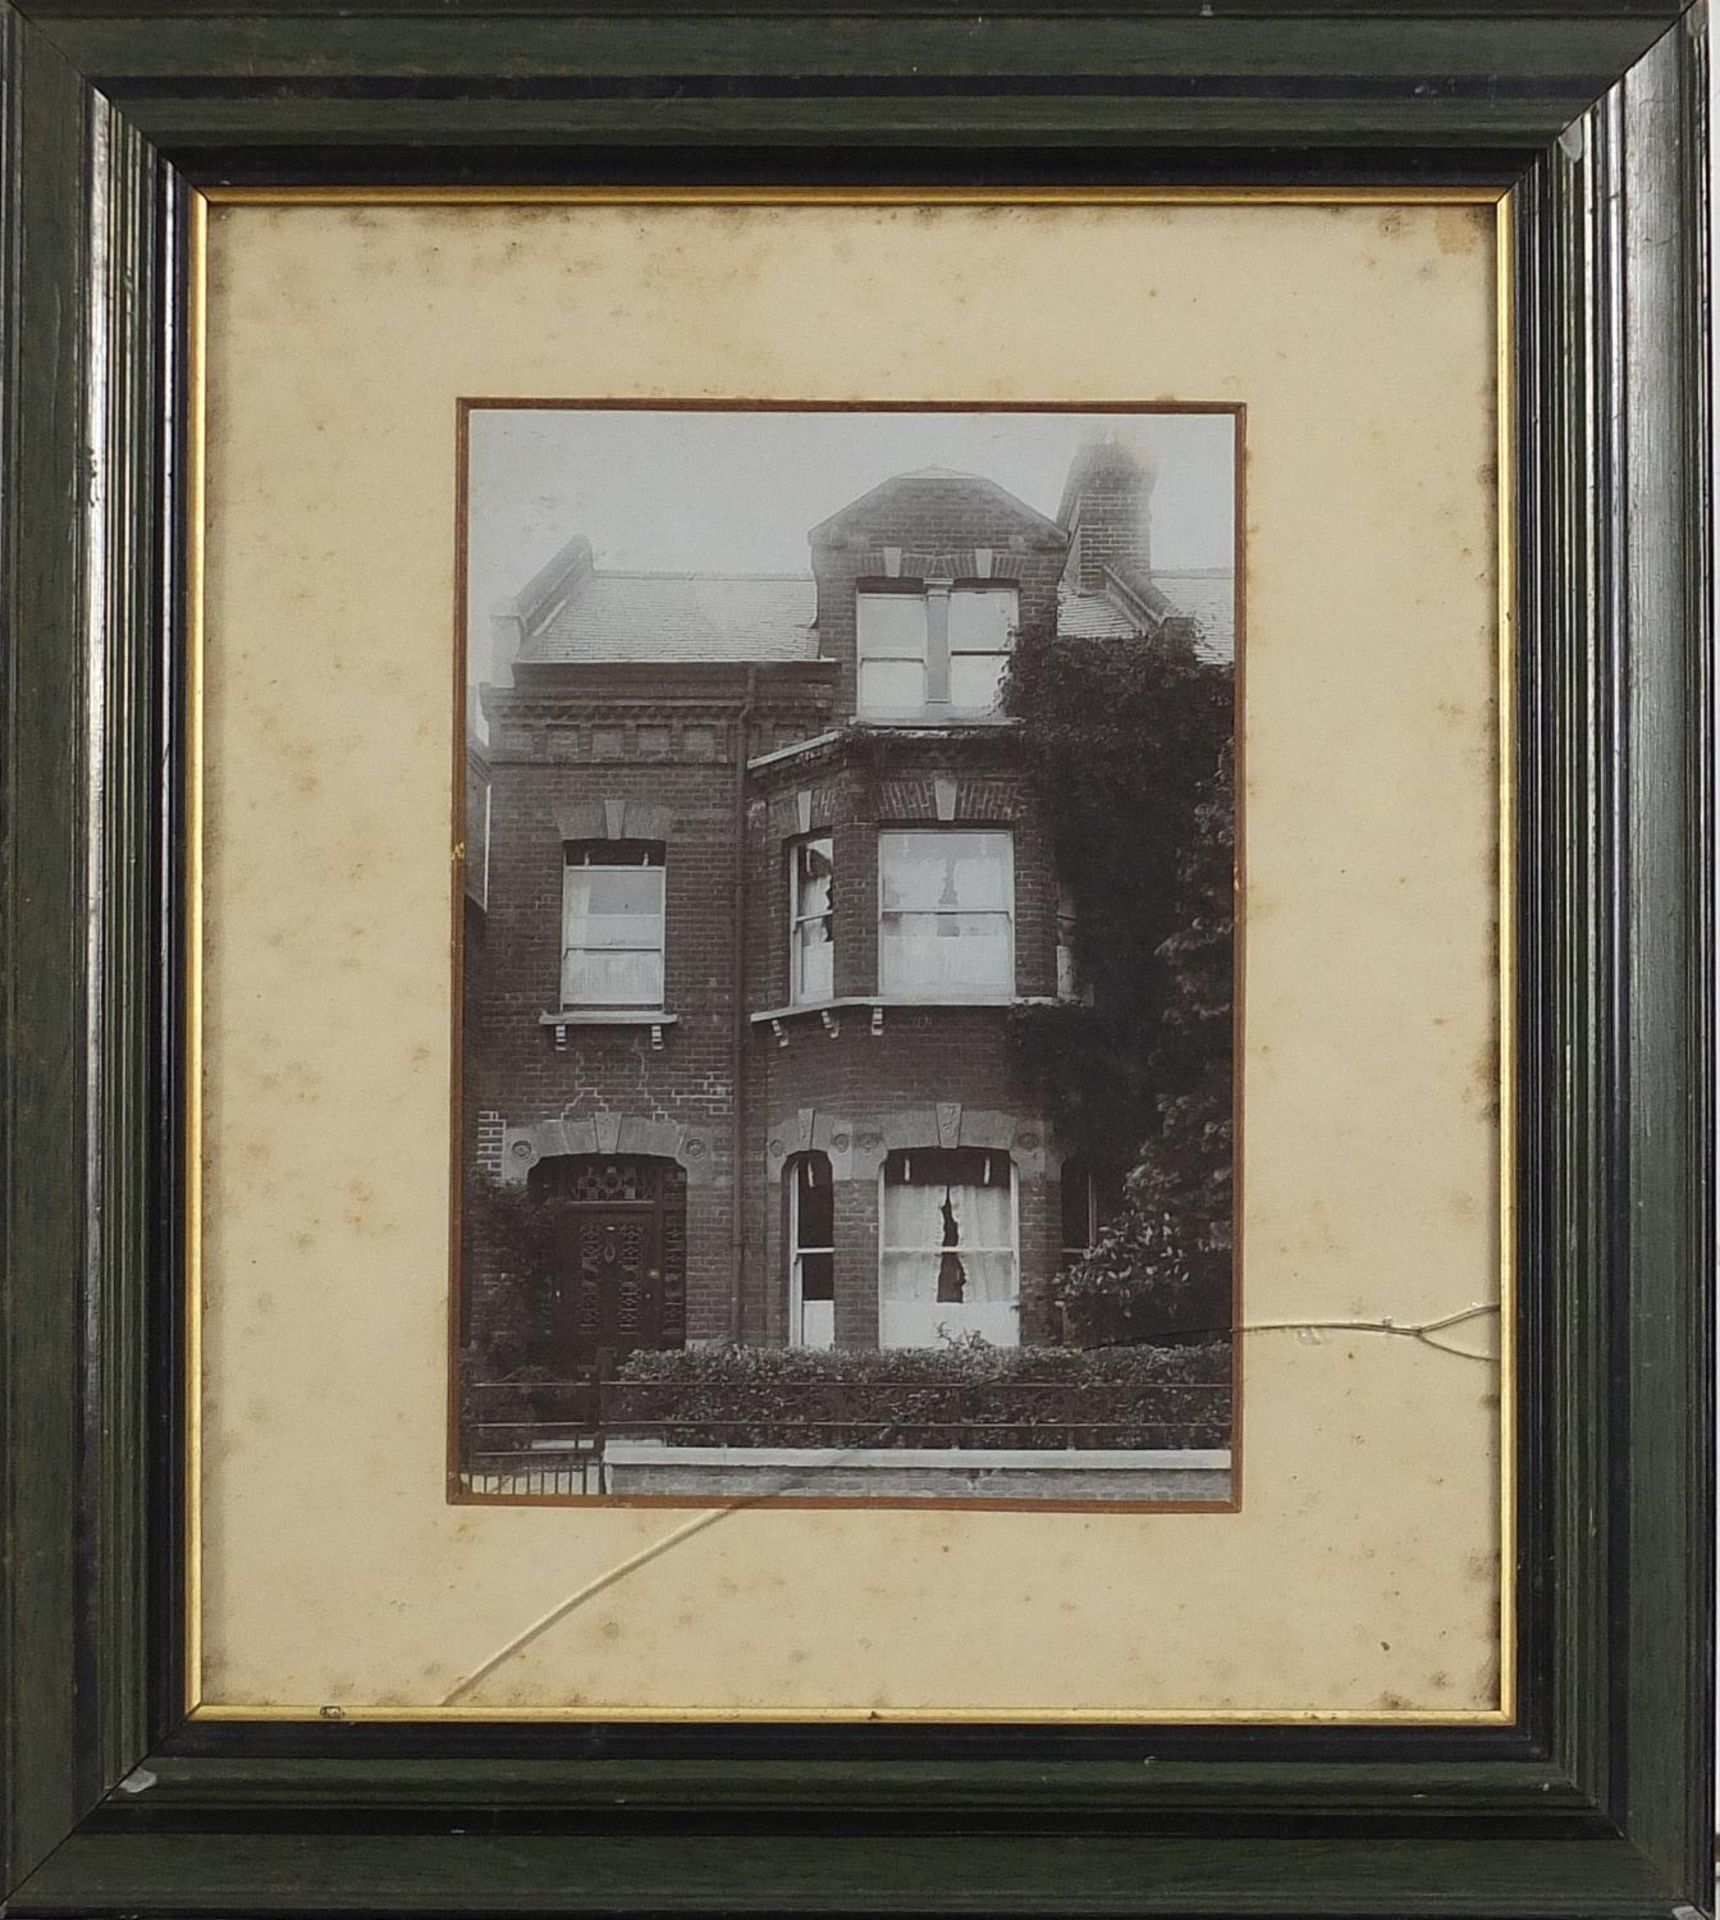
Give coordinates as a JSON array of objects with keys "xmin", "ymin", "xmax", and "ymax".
[
  {"xmin": 523, "ymin": 570, "xmax": 818, "ymax": 664},
  {"xmin": 1056, "ymin": 573, "xmax": 1235, "ymax": 663}
]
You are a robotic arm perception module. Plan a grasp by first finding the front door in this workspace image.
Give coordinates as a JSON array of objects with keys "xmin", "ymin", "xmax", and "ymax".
[
  {"xmin": 559, "ymin": 1206, "xmax": 664, "ymax": 1375},
  {"xmin": 534, "ymin": 1155, "xmax": 685, "ymax": 1378}
]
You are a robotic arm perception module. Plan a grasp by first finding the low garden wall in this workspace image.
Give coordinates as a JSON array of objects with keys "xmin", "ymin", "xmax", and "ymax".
[{"xmin": 602, "ymin": 1440, "xmax": 1232, "ymax": 1502}]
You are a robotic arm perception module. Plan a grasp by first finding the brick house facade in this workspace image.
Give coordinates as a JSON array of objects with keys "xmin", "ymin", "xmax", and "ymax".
[{"xmin": 461, "ymin": 437, "xmax": 1217, "ymax": 1382}]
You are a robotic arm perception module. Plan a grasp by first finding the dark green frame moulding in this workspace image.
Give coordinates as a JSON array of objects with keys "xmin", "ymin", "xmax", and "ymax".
[{"xmin": 0, "ymin": 3, "xmax": 1713, "ymax": 1914}]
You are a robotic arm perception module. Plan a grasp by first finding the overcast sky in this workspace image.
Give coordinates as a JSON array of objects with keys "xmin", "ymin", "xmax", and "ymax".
[{"xmin": 466, "ymin": 407, "xmax": 1237, "ymax": 696}]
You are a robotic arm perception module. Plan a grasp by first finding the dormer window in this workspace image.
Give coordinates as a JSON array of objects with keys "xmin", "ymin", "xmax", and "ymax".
[
  {"xmin": 856, "ymin": 582, "xmax": 1018, "ymax": 720},
  {"xmin": 946, "ymin": 585, "xmax": 1017, "ymax": 712},
  {"xmin": 855, "ymin": 586, "xmax": 930, "ymax": 713}
]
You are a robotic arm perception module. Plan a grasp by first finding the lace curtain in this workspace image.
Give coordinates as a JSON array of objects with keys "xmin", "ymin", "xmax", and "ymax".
[{"xmin": 880, "ymin": 1164, "xmax": 1015, "ymax": 1307}]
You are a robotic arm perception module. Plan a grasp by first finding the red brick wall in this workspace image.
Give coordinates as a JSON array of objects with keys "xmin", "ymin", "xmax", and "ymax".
[
  {"xmin": 466, "ymin": 671, "xmax": 835, "ymax": 1347},
  {"xmin": 471, "ymin": 757, "xmax": 735, "ymax": 1338},
  {"xmin": 467, "ymin": 705, "xmax": 1073, "ymax": 1359},
  {"xmin": 462, "ymin": 478, "xmax": 1084, "ymax": 1368}
]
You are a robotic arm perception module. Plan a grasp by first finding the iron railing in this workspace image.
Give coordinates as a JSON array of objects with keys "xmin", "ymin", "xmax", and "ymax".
[{"xmin": 463, "ymin": 1377, "xmax": 602, "ymax": 1497}]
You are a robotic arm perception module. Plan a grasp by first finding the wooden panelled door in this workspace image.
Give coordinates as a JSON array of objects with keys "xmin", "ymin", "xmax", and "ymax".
[{"xmin": 538, "ymin": 1156, "xmax": 685, "ymax": 1377}]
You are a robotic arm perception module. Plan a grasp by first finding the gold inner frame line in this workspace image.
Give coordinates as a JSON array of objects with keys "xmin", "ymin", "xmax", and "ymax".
[
  {"xmin": 182, "ymin": 184, "xmax": 1517, "ymax": 1726},
  {"xmin": 201, "ymin": 185, "xmax": 1510, "ymax": 208}
]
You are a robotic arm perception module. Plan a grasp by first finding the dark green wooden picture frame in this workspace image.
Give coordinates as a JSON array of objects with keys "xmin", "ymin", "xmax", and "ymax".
[{"xmin": 1, "ymin": 3, "xmax": 1713, "ymax": 1913}]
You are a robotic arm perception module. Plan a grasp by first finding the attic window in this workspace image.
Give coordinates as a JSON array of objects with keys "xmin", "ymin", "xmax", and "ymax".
[
  {"xmin": 856, "ymin": 583, "xmax": 1017, "ymax": 719},
  {"xmin": 946, "ymin": 585, "xmax": 1017, "ymax": 713},
  {"xmin": 855, "ymin": 587, "xmax": 929, "ymax": 712}
]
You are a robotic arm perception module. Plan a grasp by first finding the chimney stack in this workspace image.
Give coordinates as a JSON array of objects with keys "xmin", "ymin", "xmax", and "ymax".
[{"xmin": 1063, "ymin": 433, "xmax": 1155, "ymax": 593}]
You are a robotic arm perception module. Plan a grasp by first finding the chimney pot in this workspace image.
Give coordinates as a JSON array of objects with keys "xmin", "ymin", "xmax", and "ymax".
[{"xmin": 1066, "ymin": 435, "xmax": 1155, "ymax": 593}]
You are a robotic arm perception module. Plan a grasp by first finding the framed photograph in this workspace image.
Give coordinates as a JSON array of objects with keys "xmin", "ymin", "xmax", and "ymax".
[
  {"xmin": 0, "ymin": 4, "xmax": 1710, "ymax": 1916},
  {"xmin": 453, "ymin": 398, "xmax": 1243, "ymax": 1518}
]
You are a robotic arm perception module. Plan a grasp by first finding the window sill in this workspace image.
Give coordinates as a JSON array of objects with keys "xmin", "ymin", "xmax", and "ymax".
[
  {"xmin": 852, "ymin": 713, "xmax": 1022, "ymax": 731},
  {"xmin": 748, "ymin": 995, "xmax": 1057, "ymax": 1045},
  {"xmin": 539, "ymin": 1009, "xmax": 678, "ymax": 1050}
]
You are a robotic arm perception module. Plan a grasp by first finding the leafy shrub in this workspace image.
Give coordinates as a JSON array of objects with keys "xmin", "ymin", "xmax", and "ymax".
[
  {"xmin": 609, "ymin": 1336, "xmax": 1232, "ymax": 1450},
  {"xmin": 462, "ymin": 1178, "xmax": 561, "ymax": 1369},
  {"xmin": 458, "ymin": 1177, "xmax": 575, "ymax": 1463}
]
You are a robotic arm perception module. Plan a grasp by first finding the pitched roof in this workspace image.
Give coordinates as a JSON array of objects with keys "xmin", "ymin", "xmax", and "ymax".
[
  {"xmin": 1056, "ymin": 570, "xmax": 1236, "ymax": 663},
  {"xmin": 521, "ymin": 569, "xmax": 819, "ymax": 665},
  {"xmin": 1153, "ymin": 569, "xmax": 1237, "ymax": 663},
  {"xmin": 809, "ymin": 468, "xmax": 1067, "ymax": 543},
  {"xmin": 1055, "ymin": 585, "xmax": 1147, "ymax": 642}
]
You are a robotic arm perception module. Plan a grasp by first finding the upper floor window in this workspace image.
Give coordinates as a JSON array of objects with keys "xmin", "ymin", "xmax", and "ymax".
[
  {"xmin": 562, "ymin": 841, "xmax": 665, "ymax": 1009},
  {"xmin": 1055, "ymin": 883, "xmax": 1076, "ymax": 1000},
  {"xmin": 856, "ymin": 583, "xmax": 1018, "ymax": 720},
  {"xmin": 855, "ymin": 588, "xmax": 929, "ymax": 714},
  {"xmin": 1056, "ymin": 880, "xmax": 1092, "ymax": 1002},
  {"xmin": 946, "ymin": 585, "xmax": 1017, "ymax": 713},
  {"xmin": 878, "ymin": 829, "xmax": 1014, "ymax": 998},
  {"xmin": 789, "ymin": 835, "xmax": 834, "ymax": 1004}
]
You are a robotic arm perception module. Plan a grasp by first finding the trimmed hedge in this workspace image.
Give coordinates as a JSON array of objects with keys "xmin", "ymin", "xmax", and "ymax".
[{"xmin": 609, "ymin": 1338, "xmax": 1232, "ymax": 1450}]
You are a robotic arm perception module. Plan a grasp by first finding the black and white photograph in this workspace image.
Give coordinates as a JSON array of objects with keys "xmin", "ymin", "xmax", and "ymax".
[{"xmin": 455, "ymin": 404, "xmax": 1241, "ymax": 1507}]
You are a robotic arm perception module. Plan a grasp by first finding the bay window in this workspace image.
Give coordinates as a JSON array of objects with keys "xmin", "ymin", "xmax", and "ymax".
[
  {"xmin": 879, "ymin": 1147, "xmax": 1018, "ymax": 1348},
  {"xmin": 561, "ymin": 841, "xmax": 665, "ymax": 1009},
  {"xmin": 787, "ymin": 1152, "xmax": 836, "ymax": 1348},
  {"xmin": 878, "ymin": 829, "xmax": 1014, "ymax": 998},
  {"xmin": 789, "ymin": 835, "xmax": 835, "ymax": 1004}
]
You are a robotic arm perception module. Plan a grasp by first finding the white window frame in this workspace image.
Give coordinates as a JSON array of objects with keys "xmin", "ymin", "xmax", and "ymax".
[
  {"xmin": 856, "ymin": 581, "xmax": 1019, "ymax": 720},
  {"xmin": 480, "ymin": 782, "xmax": 493, "ymax": 911},
  {"xmin": 876, "ymin": 827, "xmax": 1016, "ymax": 1001},
  {"xmin": 560, "ymin": 844, "xmax": 666, "ymax": 1011},
  {"xmin": 788, "ymin": 1153, "xmax": 836, "ymax": 1349},
  {"xmin": 945, "ymin": 582, "xmax": 1019, "ymax": 716},
  {"xmin": 787, "ymin": 833, "xmax": 835, "ymax": 1006},
  {"xmin": 855, "ymin": 588, "xmax": 931, "ymax": 717},
  {"xmin": 876, "ymin": 1149, "xmax": 1020, "ymax": 1349}
]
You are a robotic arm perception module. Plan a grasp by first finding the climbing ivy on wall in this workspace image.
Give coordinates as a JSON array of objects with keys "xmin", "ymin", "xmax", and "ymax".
[{"xmin": 1005, "ymin": 624, "xmax": 1236, "ymax": 1344}]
